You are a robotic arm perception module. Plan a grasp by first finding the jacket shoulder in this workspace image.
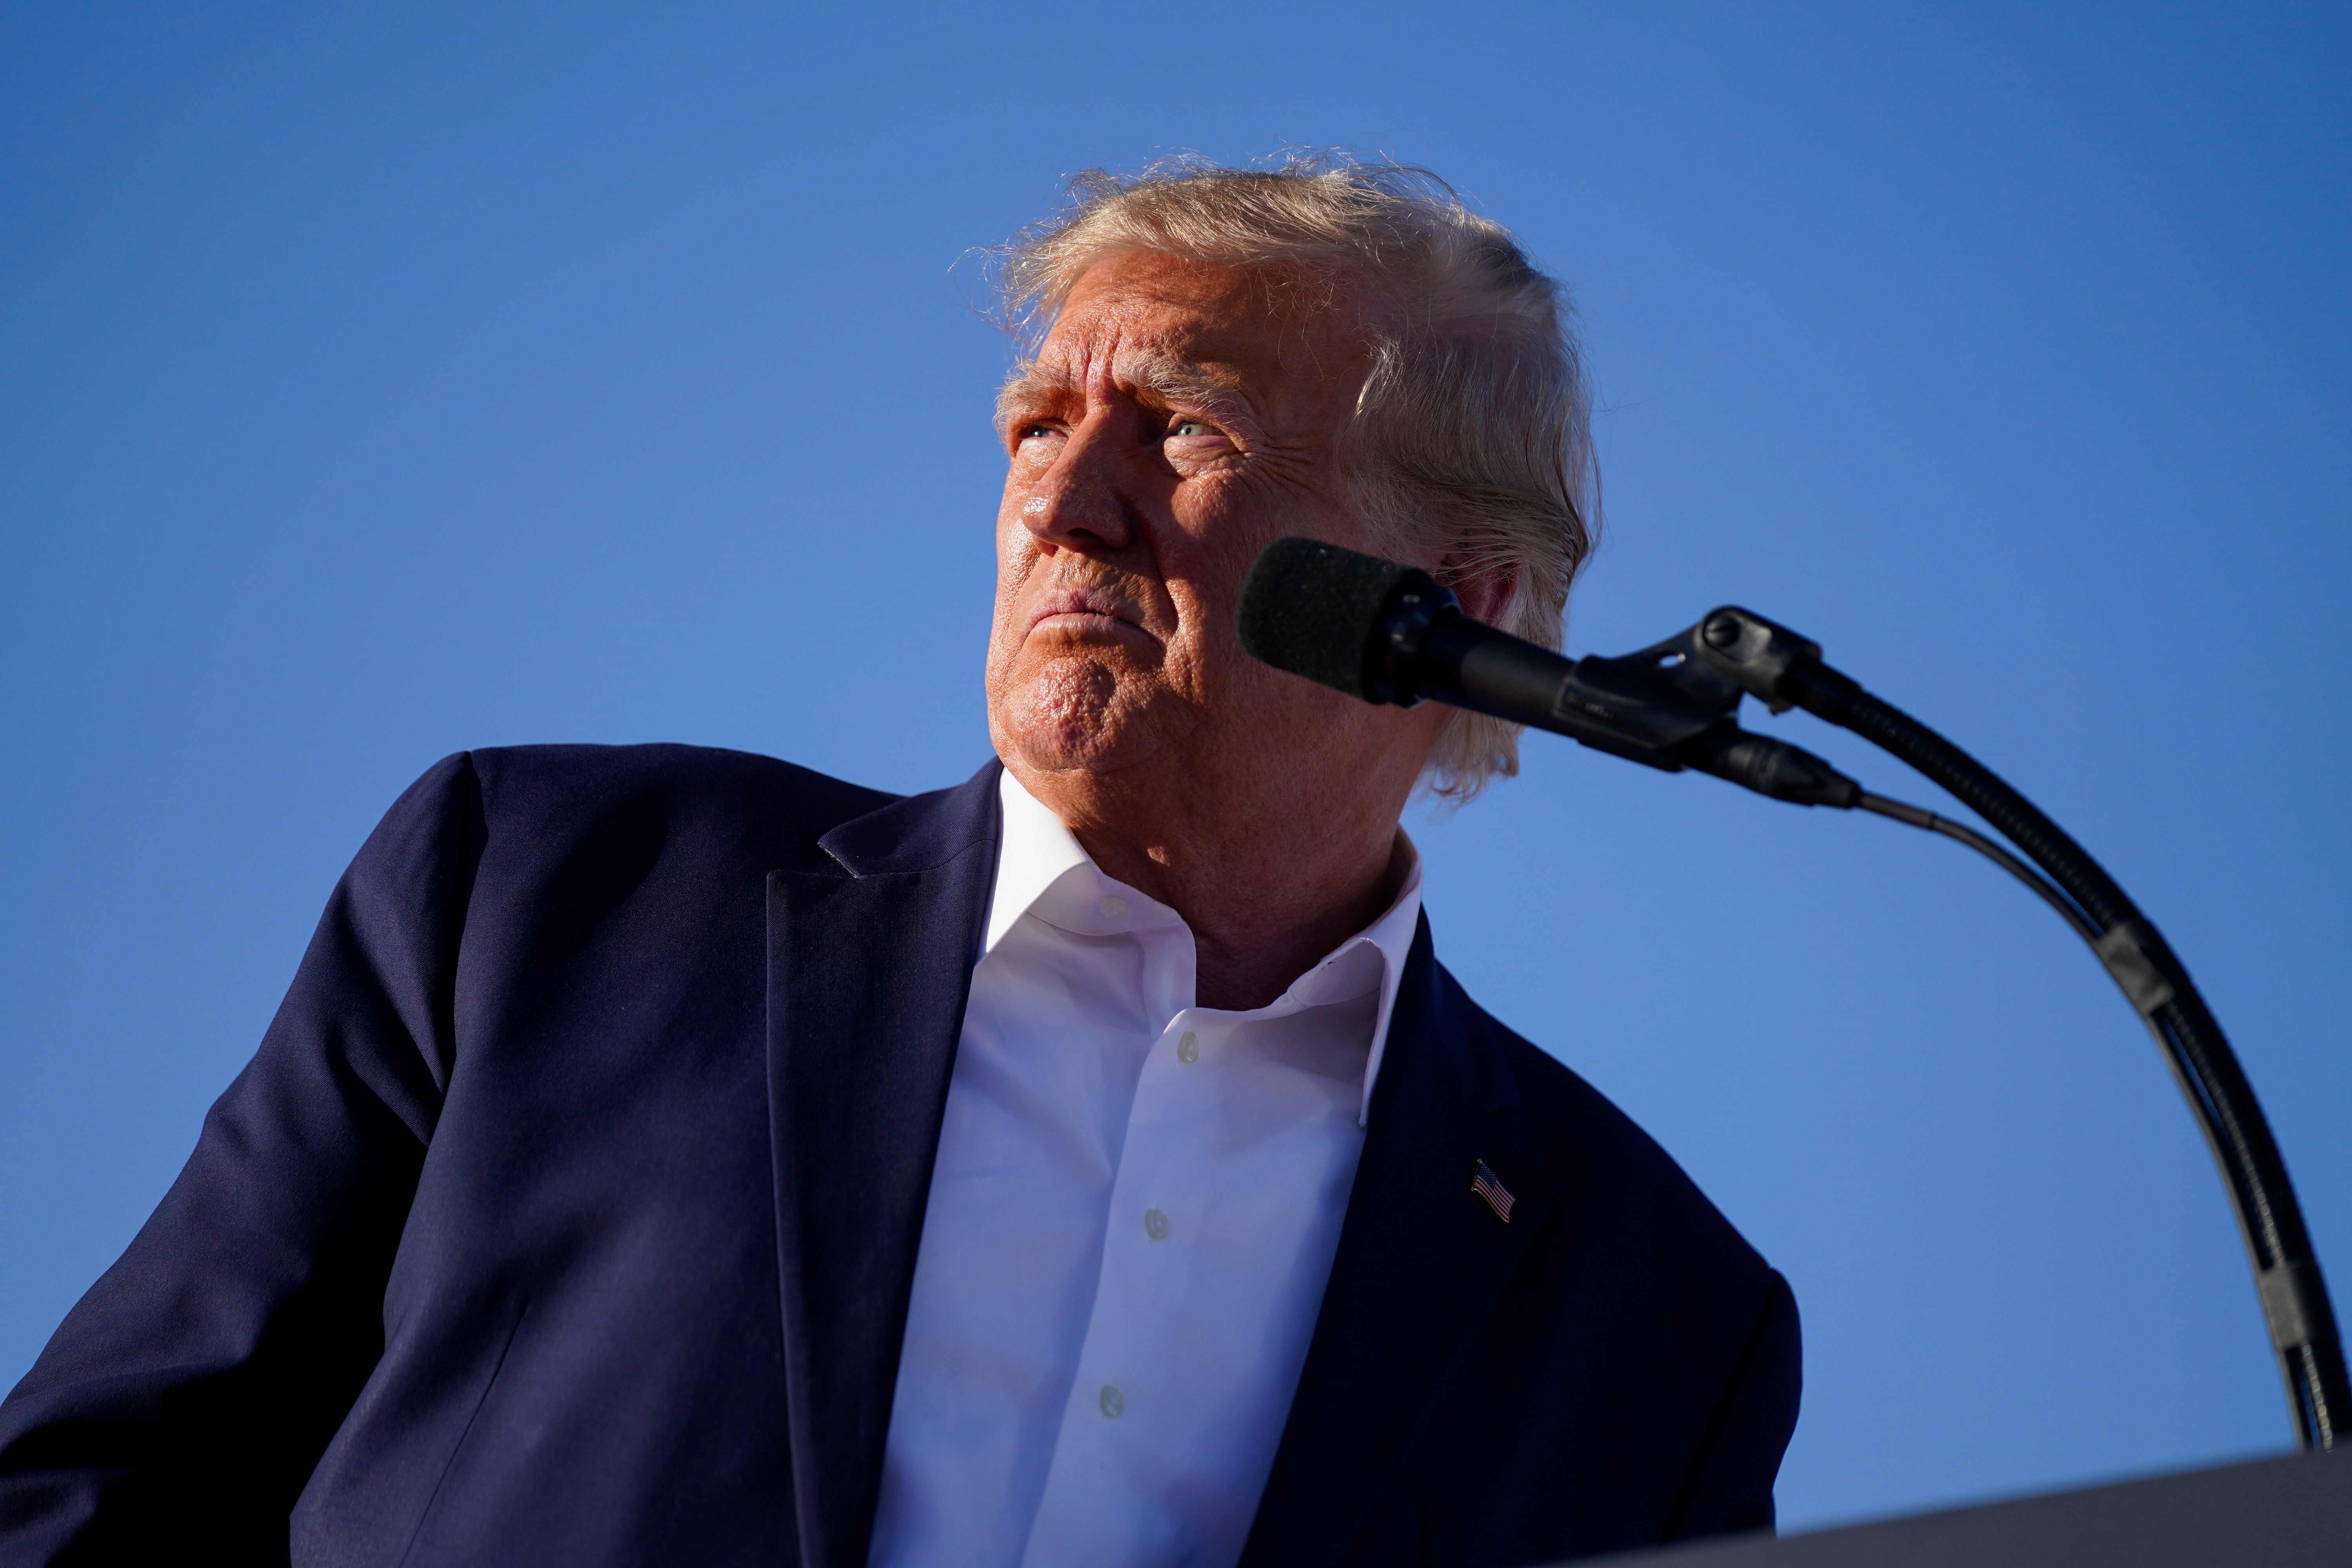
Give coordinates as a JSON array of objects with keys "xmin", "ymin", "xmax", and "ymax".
[{"xmin": 458, "ymin": 742, "xmax": 900, "ymax": 874}]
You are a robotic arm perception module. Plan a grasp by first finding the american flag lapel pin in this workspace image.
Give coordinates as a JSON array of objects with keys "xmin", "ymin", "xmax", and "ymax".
[{"xmin": 1471, "ymin": 1159, "xmax": 1515, "ymax": 1223}]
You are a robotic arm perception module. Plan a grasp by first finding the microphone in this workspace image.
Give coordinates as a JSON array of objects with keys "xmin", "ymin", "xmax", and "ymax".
[
  {"xmin": 1236, "ymin": 535, "xmax": 1861, "ymax": 808},
  {"xmin": 1238, "ymin": 535, "xmax": 2352, "ymax": 1451}
]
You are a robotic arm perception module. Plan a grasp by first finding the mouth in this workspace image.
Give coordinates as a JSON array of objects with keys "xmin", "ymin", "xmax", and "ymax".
[{"xmin": 1027, "ymin": 586, "xmax": 1147, "ymax": 639}]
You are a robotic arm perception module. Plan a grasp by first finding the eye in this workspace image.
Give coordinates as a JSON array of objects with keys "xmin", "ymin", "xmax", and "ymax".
[{"xmin": 1171, "ymin": 418, "xmax": 1212, "ymax": 439}]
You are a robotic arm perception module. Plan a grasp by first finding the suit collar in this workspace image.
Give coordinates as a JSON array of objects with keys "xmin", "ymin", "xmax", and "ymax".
[
  {"xmin": 817, "ymin": 757, "xmax": 1003, "ymax": 879},
  {"xmin": 1240, "ymin": 915, "xmax": 1553, "ymax": 1568},
  {"xmin": 768, "ymin": 760, "xmax": 1002, "ymax": 1568}
]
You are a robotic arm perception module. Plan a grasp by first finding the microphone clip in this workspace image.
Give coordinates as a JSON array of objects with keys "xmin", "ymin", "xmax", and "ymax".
[
  {"xmin": 1559, "ymin": 607, "xmax": 1856, "ymax": 806},
  {"xmin": 1576, "ymin": 605, "xmax": 1826, "ymax": 730},
  {"xmin": 1510, "ymin": 605, "xmax": 1821, "ymax": 755}
]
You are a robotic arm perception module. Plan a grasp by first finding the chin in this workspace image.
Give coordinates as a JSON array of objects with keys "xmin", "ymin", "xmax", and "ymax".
[
  {"xmin": 993, "ymin": 661, "xmax": 1175, "ymax": 779},
  {"xmin": 1004, "ymin": 710, "xmax": 1143, "ymax": 775}
]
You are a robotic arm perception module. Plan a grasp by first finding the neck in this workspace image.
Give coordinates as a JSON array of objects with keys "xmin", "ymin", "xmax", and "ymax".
[{"xmin": 1010, "ymin": 750, "xmax": 1413, "ymax": 1012}]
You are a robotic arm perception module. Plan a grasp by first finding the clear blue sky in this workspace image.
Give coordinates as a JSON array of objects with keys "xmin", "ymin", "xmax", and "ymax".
[{"xmin": 3, "ymin": 0, "xmax": 2347, "ymax": 1535}]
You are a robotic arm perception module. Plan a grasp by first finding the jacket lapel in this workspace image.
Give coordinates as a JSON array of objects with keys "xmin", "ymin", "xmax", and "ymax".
[
  {"xmin": 766, "ymin": 761, "xmax": 1002, "ymax": 1568},
  {"xmin": 1239, "ymin": 915, "xmax": 1559, "ymax": 1568}
]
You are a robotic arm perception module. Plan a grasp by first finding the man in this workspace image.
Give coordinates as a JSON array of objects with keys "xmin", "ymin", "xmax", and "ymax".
[{"xmin": 0, "ymin": 159, "xmax": 1798, "ymax": 1567}]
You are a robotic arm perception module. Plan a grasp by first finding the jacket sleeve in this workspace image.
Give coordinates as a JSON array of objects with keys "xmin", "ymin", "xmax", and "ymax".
[
  {"xmin": 1663, "ymin": 1268, "xmax": 1804, "ymax": 1541},
  {"xmin": 0, "ymin": 754, "xmax": 485, "ymax": 1563}
]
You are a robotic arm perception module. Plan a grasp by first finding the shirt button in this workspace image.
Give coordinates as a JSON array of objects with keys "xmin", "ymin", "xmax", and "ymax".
[
  {"xmin": 1100, "ymin": 896, "xmax": 1129, "ymax": 920},
  {"xmin": 1144, "ymin": 1207, "xmax": 1170, "ymax": 1241},
  {"xmin": 1099, "ymin": 1383, "xmax": 1125, "ymax": 1418},
  {"xmin": 1176, "ymin": 1031, "xmax": 1200, "ymax": 1064}
]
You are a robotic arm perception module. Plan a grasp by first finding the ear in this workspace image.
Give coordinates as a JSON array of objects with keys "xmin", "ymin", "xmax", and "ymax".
[{"xmin": 1439, "ymin": 550, "xmax": 1521, "ymax": 633}]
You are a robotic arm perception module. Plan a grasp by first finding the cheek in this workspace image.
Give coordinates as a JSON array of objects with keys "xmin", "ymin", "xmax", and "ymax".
[
  {"xmin": 991, "ymin": 511, "xmax": 1041, "ymax": 602},
  {"xmin": 993, "ymin": 492, "xmax": 1023, "ymax": 559},
  {"xmin": 984, "ymin": 525, "xmax": 1031, "ymax": 675},
  {"xmin": 1176, "ymin": 478, "xmax": 1308, "ymax": 594},
  {"xmin": 1155, "ymin": 508, "xmax": 1266, "ymax": 671}
]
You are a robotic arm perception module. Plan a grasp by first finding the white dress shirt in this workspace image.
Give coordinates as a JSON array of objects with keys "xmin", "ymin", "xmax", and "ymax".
[{"xmin": 865, "ymin": 768, "xmax": 1425, "ymax": 1568}]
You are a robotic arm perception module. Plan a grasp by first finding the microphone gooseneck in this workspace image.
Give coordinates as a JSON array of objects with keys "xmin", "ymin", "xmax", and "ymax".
[{"xmin": 1236, "ymin": 533, "xmax": 2347, "ymax": 1452}]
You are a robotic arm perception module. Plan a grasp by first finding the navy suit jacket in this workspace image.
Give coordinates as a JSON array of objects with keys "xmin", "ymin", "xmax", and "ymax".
[{"xmin": 0, "ymin": 744, "xmax": 1798, "ymax": 1567}]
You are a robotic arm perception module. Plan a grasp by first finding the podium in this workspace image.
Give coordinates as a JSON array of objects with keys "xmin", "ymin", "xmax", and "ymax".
[{"xmin": 1588, "ymin": 1450, "xmax": 2349, "ymax": 1566}]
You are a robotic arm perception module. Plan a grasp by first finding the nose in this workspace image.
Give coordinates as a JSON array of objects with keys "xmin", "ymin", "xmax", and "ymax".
[{"xmin": 1017, "ymin": 416, "xmax": 1138, "ymax": 554}]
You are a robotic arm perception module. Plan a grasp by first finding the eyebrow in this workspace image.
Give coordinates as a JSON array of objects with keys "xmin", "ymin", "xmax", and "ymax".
[{"xmin": 995, "ymin": 351, "xmax": 1262, "ymax": 441}]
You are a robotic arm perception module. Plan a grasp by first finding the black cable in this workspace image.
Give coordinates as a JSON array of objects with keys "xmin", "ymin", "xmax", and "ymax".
[
  {"xmin": 1786, "ymin": 663, "xmax": 2346, "ymax": 1450},
  {"xmin": 1857, "ymin": 793, "xmax": 2099, "ymax": 944}
]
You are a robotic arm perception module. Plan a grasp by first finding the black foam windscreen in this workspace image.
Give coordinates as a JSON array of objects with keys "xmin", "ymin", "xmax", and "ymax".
[{"xmin": 1235, "ymin": 536, "xmax": 1418, "ymax": 701}]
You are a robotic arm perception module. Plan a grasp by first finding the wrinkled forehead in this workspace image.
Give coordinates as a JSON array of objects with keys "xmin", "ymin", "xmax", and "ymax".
[{"xmin": 1004, "ymin": 252, "xmax": 1376, "ymax": 423}]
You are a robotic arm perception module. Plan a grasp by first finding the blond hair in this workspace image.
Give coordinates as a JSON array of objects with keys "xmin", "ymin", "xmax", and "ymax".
[{"xmin": 997, "ymin": 153, "xmax": 1598, "ymax": 799}]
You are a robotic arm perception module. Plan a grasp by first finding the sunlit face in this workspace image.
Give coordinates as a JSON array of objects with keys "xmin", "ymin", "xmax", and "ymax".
[{"xmin": 984, "ymin": 250, "xmax": 1426, "ymax": 792}]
